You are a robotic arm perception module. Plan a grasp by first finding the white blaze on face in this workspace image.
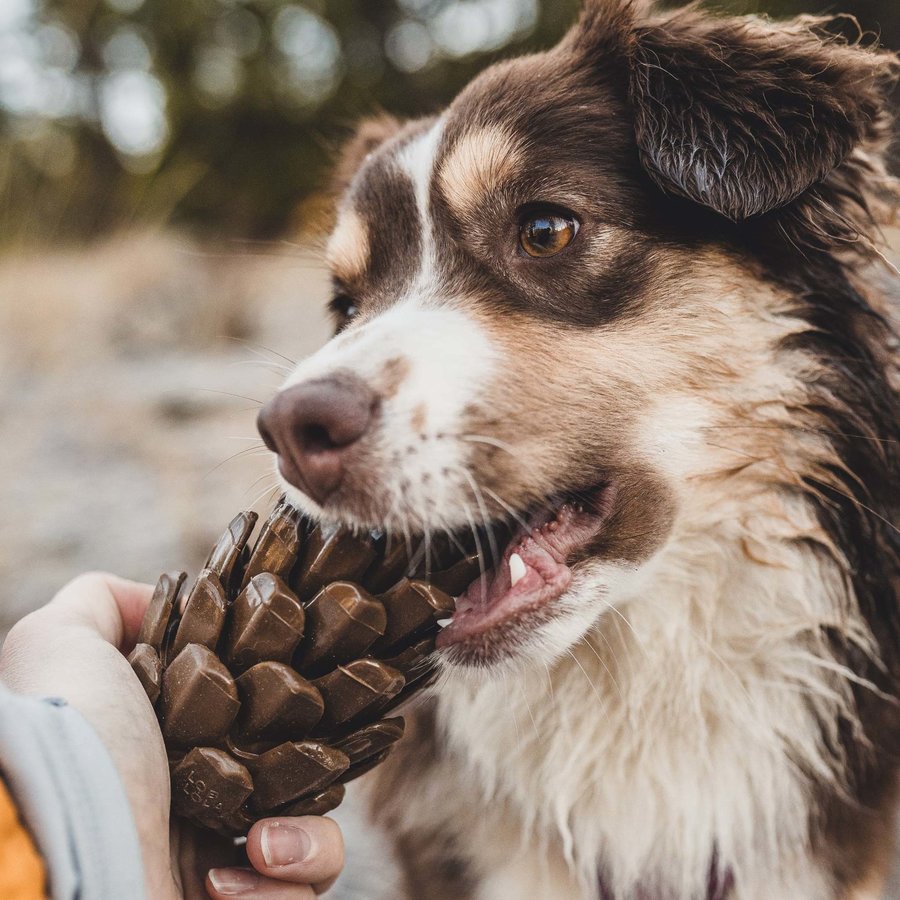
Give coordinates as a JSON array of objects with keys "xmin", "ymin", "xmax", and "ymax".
[
  {"xmin": 284, "ymin": 300, "xmax": 496, "ymax": 435},
  {"xmin": 397, "ymin": 118, "xmax": 446, "ymax": 300},
  {"xmin": 278, "ymin": 116, "xmax": 500, "ymax": 531}
]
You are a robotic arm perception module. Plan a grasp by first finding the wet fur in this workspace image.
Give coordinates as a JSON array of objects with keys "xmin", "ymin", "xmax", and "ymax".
[{"xmin": 277, "ymin": 2, "xmax": 900, "ymax": 897}]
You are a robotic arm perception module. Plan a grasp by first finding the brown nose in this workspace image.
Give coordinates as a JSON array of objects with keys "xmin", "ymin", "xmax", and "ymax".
[{"xmin": 257, "ymin": 373, "xmax": 377, "ymax": 505}]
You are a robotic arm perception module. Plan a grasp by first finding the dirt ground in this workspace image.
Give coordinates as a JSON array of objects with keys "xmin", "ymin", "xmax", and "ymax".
[{"xmin": 0, "ymin": 232, "xmax": 332, "ymax": 632}]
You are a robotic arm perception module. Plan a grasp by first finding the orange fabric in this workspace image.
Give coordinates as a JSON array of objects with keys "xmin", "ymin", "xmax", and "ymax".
[{"xmin": 0, "ymin": 778, "xmax": 46, "ymax": 899}]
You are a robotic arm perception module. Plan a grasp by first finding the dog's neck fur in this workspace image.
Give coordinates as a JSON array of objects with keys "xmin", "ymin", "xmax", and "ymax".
[{"xmin": 432, "ymin": 463, "xmax": 871, "ymax": 899}]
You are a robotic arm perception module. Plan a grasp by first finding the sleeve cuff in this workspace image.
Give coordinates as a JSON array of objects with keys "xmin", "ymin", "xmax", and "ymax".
[{"xmin": 0, "ymin": 686, "xmax": 146, "ymax": 900}]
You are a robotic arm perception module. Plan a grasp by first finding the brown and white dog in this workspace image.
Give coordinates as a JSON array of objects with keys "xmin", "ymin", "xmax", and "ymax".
[{"xmin": 254, "ymin": 1, "xmax": 900, "ymax": 897}]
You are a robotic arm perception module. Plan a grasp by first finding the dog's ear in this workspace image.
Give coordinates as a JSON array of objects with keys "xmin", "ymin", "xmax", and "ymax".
[
  {"xmin": 332, "ymin": 114, "xmax": 404, "ymax": 196},
  {"xmin": 626, "ymin": 12, "xmax": 898, "ymax": 220}
]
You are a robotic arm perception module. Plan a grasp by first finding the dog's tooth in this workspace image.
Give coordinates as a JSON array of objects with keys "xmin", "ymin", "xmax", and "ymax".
[
  {"xmin": 509, "ymin": 553, "xmax": 527, "ymax": 587},
  {"xmin": 436, "ymin": 618, "xmax": 452, "ymax": 628}
]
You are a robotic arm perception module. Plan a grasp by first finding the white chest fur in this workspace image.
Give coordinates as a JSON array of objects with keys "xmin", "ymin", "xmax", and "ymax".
[{"xmin": 434, "ymin": 493, "xmax": 869, "ymax": 900}]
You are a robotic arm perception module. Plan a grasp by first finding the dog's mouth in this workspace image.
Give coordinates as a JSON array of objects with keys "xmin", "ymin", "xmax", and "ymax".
[
  {"xmin": 285, "ymin": 475, "xmax": 618, "ymax": 663},
  {"xmin": 432, "ymin": 483, "xmax": 616, "ymax": 653}
]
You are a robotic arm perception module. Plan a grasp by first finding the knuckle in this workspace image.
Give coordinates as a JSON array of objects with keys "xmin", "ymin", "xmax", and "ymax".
[
  {"xmin": 65, "ymin": 571, "xmax": 113, "ymax": 594},
  {"xmin": 4, "ymin": 612, "xmax": 46, "ymax": 650},
  {"xmin": 319, "ymin": 818, "xmax": 344, "ymax": 862}
]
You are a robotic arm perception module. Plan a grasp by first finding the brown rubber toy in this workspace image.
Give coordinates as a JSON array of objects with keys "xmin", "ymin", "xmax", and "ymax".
[{"xmin": 129, "ymin": 498, "xmax": 469, "ymax": 836}]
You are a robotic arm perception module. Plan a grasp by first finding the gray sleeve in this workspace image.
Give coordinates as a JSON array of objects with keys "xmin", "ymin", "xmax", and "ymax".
[{"xmin": 0, "ymin": 685, "xmax": 146, "ymax": 900}]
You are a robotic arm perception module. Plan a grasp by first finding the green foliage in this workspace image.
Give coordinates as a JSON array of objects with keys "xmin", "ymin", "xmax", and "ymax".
[{"xmin": 0, "ymin": 0, "xmax": 895, "ymax": 245}]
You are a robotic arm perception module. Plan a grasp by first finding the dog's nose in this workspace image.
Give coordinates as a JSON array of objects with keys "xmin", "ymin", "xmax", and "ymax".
[{"xmin": 257, "ymin": 373, "xmax": 377, "ymax": 504}]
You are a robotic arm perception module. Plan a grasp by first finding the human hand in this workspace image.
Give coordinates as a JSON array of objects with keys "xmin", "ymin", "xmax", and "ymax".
[{"xmin": 0, "ymin": 573, "xmax": 345, "ymax": 898}]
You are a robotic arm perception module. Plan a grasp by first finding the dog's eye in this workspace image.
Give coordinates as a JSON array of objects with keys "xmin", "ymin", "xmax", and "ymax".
[
  {"xmin": 519, "ymin": 210, "xmax": 579, "ymax": 258},
  {"xmin": 329, "ymin": 293, "xmax": 359, "ymax": 330}
]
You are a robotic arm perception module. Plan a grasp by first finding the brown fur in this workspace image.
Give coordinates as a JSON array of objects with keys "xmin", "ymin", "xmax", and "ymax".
[{"xmin": 369, "ymin": 706, "xmax": 477, "ymax": 899}]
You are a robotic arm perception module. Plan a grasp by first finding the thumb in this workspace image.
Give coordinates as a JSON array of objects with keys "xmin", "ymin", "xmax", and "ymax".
[{"xmin": 44, "ymin": 572, "xmax": 156, "ymax": 651}]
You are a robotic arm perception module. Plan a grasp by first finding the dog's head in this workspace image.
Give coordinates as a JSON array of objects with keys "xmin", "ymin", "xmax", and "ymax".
[{"xmin": 258, "ymin": 0, "xmax": 897, "ymax": 670}]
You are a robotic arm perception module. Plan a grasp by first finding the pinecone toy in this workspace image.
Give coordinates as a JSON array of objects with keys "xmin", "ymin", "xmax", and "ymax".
[{"xmin": 128, "ymin": 499, "xmax": 477, "ymax": 837}]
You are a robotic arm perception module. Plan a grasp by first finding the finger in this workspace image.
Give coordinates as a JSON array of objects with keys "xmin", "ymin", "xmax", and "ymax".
[
  {"xmin": 206, "ymin": 868, "xmax": 315, "ymax": 899},
  {"xmin": 245, "ymin": 817, "xmax": 344, "ymax": 891},
  {"xmin": 103, "ymin": 575, "xmax": 157, "ymax": 648},
  {"xmin": 44, "ymin": 572, "xmax": 155, "ymax": 649},
  {"xmin": 175, "ymin": 822, "xmax": 242, "ymax": 900}
]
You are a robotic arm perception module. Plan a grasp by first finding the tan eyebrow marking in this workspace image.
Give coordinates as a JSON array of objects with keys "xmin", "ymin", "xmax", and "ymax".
[
  {"xmin": 326, "ymin": 207, "xmax": 370, "ymax": 282},
  {"xmin": 438, "ymin": 125, "xmax": 523, "ymax": 219}
]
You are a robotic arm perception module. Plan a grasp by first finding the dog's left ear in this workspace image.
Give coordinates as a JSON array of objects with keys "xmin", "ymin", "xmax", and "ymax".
[
  {"xmin": 332, "ymin": 114, "xmax": 404, "ymax": 196},
  {"xmin": 623, "ymin": 11, "xmax": 898, "ymax": 220}
]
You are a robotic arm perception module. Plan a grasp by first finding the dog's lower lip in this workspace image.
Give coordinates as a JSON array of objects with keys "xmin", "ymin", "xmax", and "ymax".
[{"xmin": 435, "ymin": 484, "xmax": 614, "ymax": 651}]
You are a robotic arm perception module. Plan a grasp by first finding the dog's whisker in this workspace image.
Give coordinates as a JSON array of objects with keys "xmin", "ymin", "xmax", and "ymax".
[
  {"xmin": 204, "ymin": 446, "xmax": 271, "ymax": 478},
  {"xmin": 543, "ymin": 661, "xmax": 556, "ymax": 705},
  {"xmin": 458, "ymin": 433, "xmax": 519, "ymax": 454},
  {"xmin": 245, "ymin": 481, "xmax": 281, "ymax": 511},
  {"xmin": 502, "ymin": 669, "xmax": 524, "ymax": 757},
  {"xmin": 458, "ymin": 498, "xmax": 488, "ymax": 605},
  {"xmin": 199, "ymin": 388, "xmax": 265, "ymax": 406},
  {"xmin": 227, "ymin": 359, "xmax": 293, "ymax": 377},
  {"xmin": 381, "ymin": 485, "xmax": 402, "ymax": 531},
  {"xmin": 444, "ymin": 529, "xmax": 468, "ymax": 558},
  {"xmin": 566, "ymin": 648, "xmax": 608, "ymax": 712},
  {"xmin": 580, "ymin": 636, "xmax": 624, "ymax": 706},
  {"xmin": 424, "ymin": 521, "xmax": 432, "ymax": 577},
  {"xmin": 482, "ymin": 485, "xmax": 531, "ymax": 534},
  {"xmin": 459, "ymin": 468, "xmax": 500, "ymax": 569},
  {"xmin": 401, "ymin": 524, "xmax": 415, "ymax": 570},
  {"xmin": 241, "ymin": 470, "xmax": 278, "ymax": 497},
  {"xmin": 590, "ymin": 622, "xmax": 626, "ymax": 680},
  {"xmin": 597, "ymin": 599, "xmax": 649, "ymax": 660},
  {"xmin": 517, "ymin": 677, "xmax": 542, "ymax": 744},
  {"xmin": 225, "ymin": 336, "xmax": 298, "ymax": 368},
  {"xmin": 458, "ymin": 434, "xmax": 542, "ymax": 480}
]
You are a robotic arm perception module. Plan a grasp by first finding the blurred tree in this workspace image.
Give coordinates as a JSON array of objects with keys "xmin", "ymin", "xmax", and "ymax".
[{"xmin": 0, "ymin": 0, "xmax": 896, "ymax": 245}]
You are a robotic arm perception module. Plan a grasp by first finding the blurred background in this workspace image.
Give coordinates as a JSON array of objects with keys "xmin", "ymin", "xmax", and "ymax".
[{"xmin": 0, "ymin": 0, "xmax": 898, "ymax": 633}]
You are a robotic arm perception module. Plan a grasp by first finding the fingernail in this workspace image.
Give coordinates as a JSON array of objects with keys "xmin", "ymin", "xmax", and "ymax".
[
  {"xmin": 207, "ymin": 868, "xmax": 260, "ymax": 895},
  {"xmin": 261, "ymin": 821, "xmax": 312, "ymax": 868}
]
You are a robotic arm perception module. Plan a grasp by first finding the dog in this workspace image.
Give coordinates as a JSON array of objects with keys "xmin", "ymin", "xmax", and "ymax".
[{"xmin": 254, "ymin": 1, "xmax": 900, "ymax": 896}]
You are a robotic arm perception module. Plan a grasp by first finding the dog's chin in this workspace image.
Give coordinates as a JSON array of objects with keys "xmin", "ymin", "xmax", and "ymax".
[
  {"xmin": 280, "ymin": 481, "xmax": 326, "ymax": 520},
  {"xmin": 435, "ymin": 578, "xmax": 611, "ymax": 672}
]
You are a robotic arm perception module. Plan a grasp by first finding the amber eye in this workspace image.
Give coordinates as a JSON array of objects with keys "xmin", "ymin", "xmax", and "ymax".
[{"xmin": 519, "ymin": 210, "xmax": 579, "ymax": 258}]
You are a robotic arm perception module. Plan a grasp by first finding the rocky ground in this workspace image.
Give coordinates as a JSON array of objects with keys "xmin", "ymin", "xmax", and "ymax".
[{"xmin": 0, "ymin": 231, "xmax": 331, "ymax": 632}]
